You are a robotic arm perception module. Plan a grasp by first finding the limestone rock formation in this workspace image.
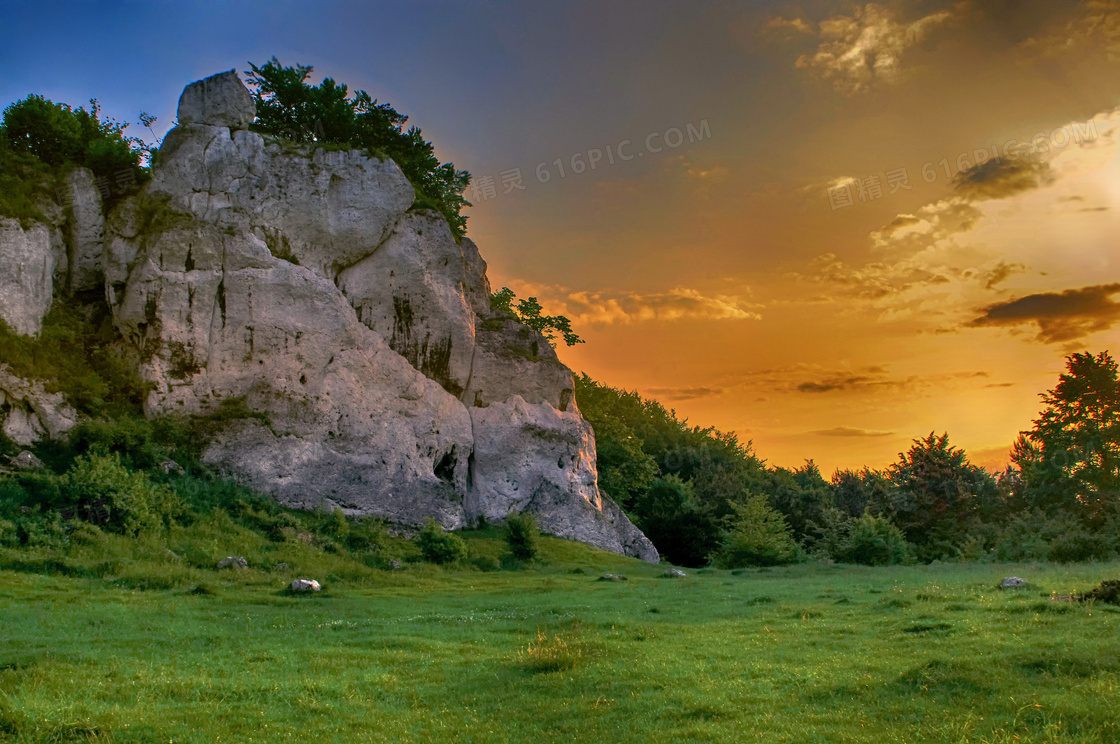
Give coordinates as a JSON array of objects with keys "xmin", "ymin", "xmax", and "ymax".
[
  {"xmin": 0, "ymin": 366, "xmax": 80, "ymax": 446},
  {"xmin": 99, "ymin": 70, "xmax": 657, "ymax": 562},
  {"xmin": 62, "ymin": 167, "xmax": 106, "ymax": 293},
  {"xmin": 0, "ymin": 218, "xmax": 55, "ymax": 336},
  {"xmin": 176, "ymin": 70, "xmax": 257, "ymax": 129}
]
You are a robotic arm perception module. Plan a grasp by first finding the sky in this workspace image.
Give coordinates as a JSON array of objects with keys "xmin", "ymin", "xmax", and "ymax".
[{"xmin": 2, "ymin": 0, "xmax": 1118, "ymax": 474}]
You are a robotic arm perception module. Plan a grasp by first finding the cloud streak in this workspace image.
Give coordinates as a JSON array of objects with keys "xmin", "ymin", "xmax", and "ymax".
[
  {"xmin": 812, "ymin": 426, "xmax": 895, "ymax": 437},
  {"xmin": 788, "ymin": 2, "xmax": 963, "ymax": 93},
  {"xmin": 523, "ymin": 286, "xmax": 762, "ymax": 325},
  {"xmin": 967, "ymin": 283, "xmax": 1120, "ymax": 342}
]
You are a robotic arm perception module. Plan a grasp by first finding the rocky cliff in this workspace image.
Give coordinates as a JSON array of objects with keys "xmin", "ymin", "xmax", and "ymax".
[{"xmin": 0, "ymin": 70, "xmax": 658, "ymax": 563}]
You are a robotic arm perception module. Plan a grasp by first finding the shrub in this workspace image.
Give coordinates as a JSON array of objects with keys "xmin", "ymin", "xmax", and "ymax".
[
  {"xmin": 833, "ymin": 512, "xmax": 913, "ymax": 566},
  {"xmin": 59, "ymin": 453, "xmax": 181, "ymax": 535},
  {"xmin": 504, "ymin": 511, "xmax": 540, "ymax": 562},
  {"xmin": 415, "ymin": 518, "xmax": 467, "ymax": 564},
  {"xmin": 1048, "ymin": 530, "xmax": 1112, "ymax": 563},
  {"xmin": 347, "ymin": 518, "xmax": 388, "ymax": 553},
  {"xmin": 68, "ymin": 521, "xmax": 107, "ymax": 547},
  {"xmin": 710, "ymin": 494, "xmax": 799, "ymax": 568},
  {"xmin": 324, "ymin": 506, "xmax": 349, "ymax": 540}
]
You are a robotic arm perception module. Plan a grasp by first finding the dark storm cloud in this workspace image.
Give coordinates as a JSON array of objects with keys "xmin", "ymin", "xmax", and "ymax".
[
  {"xmin": 952, "ymin": 158, "xmax": 1052, "ymax": 200},
  {"xmin": 968, "ymin": 284, "xmax": 1120, "ymax": 342}
]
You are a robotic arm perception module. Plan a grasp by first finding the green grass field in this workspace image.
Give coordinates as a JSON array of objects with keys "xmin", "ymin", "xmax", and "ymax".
[{"xmin": 1, "ymin": 531, "xmax": 1118, "ymax": 744}]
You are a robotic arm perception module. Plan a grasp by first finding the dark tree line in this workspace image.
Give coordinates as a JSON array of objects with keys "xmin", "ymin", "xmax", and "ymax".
[{"xmin": 579, "ymin": 351, "xmax": 1120, "ymax": 567}]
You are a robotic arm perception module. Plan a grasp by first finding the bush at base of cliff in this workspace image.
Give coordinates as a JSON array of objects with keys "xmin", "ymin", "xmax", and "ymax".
[
  {"xmin": 59, "ymin": 453, "xmax": 182, "ymax": 536},
  {"xmin": 416, "ymin": 518, "xmax": 468, "ymax": 565},
  {"xmin": 504, "ymin": 512, "xmax": 540, "ymax": 562}
]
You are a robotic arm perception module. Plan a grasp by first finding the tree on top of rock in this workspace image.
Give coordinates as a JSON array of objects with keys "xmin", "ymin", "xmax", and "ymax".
[{"xmin": 244, "ymin": 58, "xmax": 471, "ymax": 241}]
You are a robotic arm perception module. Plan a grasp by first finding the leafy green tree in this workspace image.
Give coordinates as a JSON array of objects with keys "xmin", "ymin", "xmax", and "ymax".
[
  {"xmin": 1015, "ymin": 351, "xmax": 1120, "ymax": 523},
  {"xmin": 415, "ymin": 518, "xmax": 467, "ymax": 564},
  {"xmin": 761, "ymin": 460, "xmax": 833, "ymax": 548},
  {"xmin": 504, "ymin": 511, "xmax": 540, "ymax": 561},
  {"xmin": 632, "ymin": 475, "xmax": 720, "ymax": 567},
  {"xmin": 489, "ymin": 288, "xmax": 583, "ymax": 347},
  {"xmin": 710, "ymin": 493, "xmax": 799, "ymax": 568},
  {"xmin": 887, "ymin": 432, "xmax": 993, "ymax": 560},
  {"xmin": 831, "ymin": 467, "xmax": 896, "ymax": 519},
  {"xmin": 245, "ymin": 58, "xmax": 471, "ymax": 239},
  {"xmin": 830, "ymin": 512, "xmax": 913, "ymax": 566},
  {"xmin": 2, "ymin": 95, "xmax": 147, "ymax": 206}
]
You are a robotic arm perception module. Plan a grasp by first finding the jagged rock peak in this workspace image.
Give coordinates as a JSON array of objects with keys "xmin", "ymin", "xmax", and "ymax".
[{"xmin": 176, "ymin": 70, "xmax": 256, "ymax": 129}]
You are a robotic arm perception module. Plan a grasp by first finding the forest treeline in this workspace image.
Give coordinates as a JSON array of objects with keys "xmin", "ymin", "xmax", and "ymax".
[{"xmin": 577, "ymin": 351, "xmax": 1120, "ymax": 567}]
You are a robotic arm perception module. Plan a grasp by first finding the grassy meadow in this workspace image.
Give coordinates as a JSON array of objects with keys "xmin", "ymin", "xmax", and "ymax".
[{"xmin": 1, "ymin": 529, "xmax": 1118, "ymax": 744}]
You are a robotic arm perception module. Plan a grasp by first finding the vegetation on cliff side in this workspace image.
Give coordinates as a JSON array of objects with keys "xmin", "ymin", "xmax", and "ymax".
[
  {"xmin": 0, "ymin": 94, "xmax": 148, "ymax": 222},
  {"xmin": 245, "ymin": 57, "xmax": 472, "ymax": 240}
]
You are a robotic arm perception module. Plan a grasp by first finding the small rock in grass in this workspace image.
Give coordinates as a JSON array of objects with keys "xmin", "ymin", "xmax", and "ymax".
[
  {"xmin": 598, "ymin": 573, "xmax": 628, "ymax": 582},
  {"xmin": 217, "ymin": 556, "xmax": 248, "ymax": 570},
  {"xmin": 273, "ymin": 562, "xmax": 289, "ymax": 572},
  {"xmin": 661, "ymin": 568, "xmax": 687, "ymax": 578},
  {"xmin": 289, "ymin": 579, "xmax": 321, "ymax": 593},
  {"xmin": 388, "ymin": 559, "xmax": 403, "ymax": 571},
  {"xmin": 1000, "ymin": 577, "xmax": 1027, "ymax": 589}
]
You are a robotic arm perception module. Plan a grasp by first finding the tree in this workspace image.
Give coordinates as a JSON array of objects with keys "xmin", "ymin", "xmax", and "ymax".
[
  {"xmin": 504, "ymin": 511, "xmax": 540, "ymax": 561},
  {"xmin": 1016, "ymin": 351, "xmax": 1120, "ymax": 523},
  {"xmin": 710, "ymin": 493, "xmax": 799, "ymax": 568},
  {"xmin": 489, "ymin": 288, "xmax": 583, "ymax": 347},
  {"xmin": 245, "ymin": 58, "xmax": 472, "ymax": 240},
  {"xmin": 887, "ymin": 432, "xmax": 991, "ymax": 559},
  {"xmin": 2, "ymin": 95, "xmax": 147, "ymax": 207},
  {"xmin": 632, "ymin": 475, "xmax": 721, "ymax": 567},
  {"xmin": 761, "ymin": 460, "xmax": 833, "ymax": 549}
]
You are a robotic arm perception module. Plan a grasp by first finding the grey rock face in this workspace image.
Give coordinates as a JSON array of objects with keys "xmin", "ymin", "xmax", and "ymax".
[
  {"xmin": 0, "ymin": 218, "xmax": 54, "ymax": 336},
  {"xmin": 177, "ymin": 70, "xmax": 256, "ymax": 129},
  {"xmin": 0, "ymin": 365, "xmax": 80, "ymax": 446},
  {"xmin": 100, "ymin": 70, "xmax": 657, "ymax": 562},
  {"xmin": 289, "ymin": 578, "xmax": 321, "ymax": 593},
  {"xmin": 9, "ymin": 451, "xmax": 45, "ymax": 470},
  {"xmin": 1000, "ymin": 577, "xmax": 1027, "ymax": 589},
  {"xmin": 62, "ymin": 168, "xmax": 106, "ymax": 293}
]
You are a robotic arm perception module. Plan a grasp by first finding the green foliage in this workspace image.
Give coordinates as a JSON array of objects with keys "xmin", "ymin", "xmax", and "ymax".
[
  {"xmin": 245, "ymin": 58, "xmax": 471, "ymax": 240},
  {"xmin": 575, "ymin": 373, "xmax": 766, "ymax": 565},
  {"xmin": 58, "ymin": 453, "xmax": 181, "ymax": 535},
  {"xmin": 0, "ymin": 136, "xmax": 54, "ymax": 227},
  {"xmin": 489, "ymin": 287, "xmax": 584, "ymax": 347},
  {"xmin": 346, "ymin": 517, "xmax": 388, "ymax": 554},
  {"xmin": 710, "ymin": 493, "xmax": 799, "ymax": 568},
  {"xmin": 887, "ymin": 432, "xmax": 993, "ymax": 560},
  {"xmin": 0, "ymin": 299, "xmax": 150, "ymax": 418},
  {"xmin": 634, "ymin": 475, "xmax": 720, "ymax": 567},
  {"xmin": 504, "ymin": 511, "xmax": 540, "ymax": 562},
  {"xmin": 761, "ymin": 460, "xmax": 834, "ymax": 548},
  {"xmin": 1015, "ymin": 351, "xmax": 1120, "ymax": 522},
  {"xmin": 830, "ymin": 512, "xmax": 913, "ymax": 566},
  {"xmin": 1, "ymin": 95, "xmax": 148, "ymax": 210},
  {"xmin": 416, "ymin": 517, "xmax": 467, "ymax": 564}
]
